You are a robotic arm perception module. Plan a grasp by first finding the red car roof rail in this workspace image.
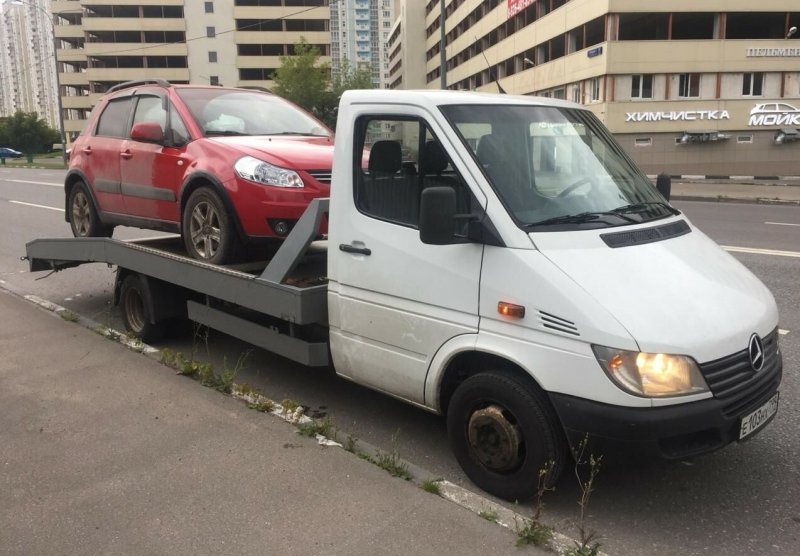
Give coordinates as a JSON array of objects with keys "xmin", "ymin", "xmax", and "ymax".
[{"xmin": 108, "ymin": 79, "xmax": 171, "ymax": 93}]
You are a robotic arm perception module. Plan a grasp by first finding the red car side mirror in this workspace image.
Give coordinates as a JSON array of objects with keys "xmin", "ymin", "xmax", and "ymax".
[{"xmin": 130, "ymin": 122, "xmax": 165, "ymax": 144}]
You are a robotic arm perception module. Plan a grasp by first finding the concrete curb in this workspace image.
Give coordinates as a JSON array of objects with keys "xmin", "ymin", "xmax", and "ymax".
[
  {"xmin": 672, "ymin": 195, "xmax": 800, "ymax": 206},
  {"xmin": 2, "ymin": 280, "xmax": 599, "ymax": 555}
]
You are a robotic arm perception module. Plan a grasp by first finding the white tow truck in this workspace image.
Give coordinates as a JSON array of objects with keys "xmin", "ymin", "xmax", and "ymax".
[{"xmin": 26, "ymin": 90, "xmax": 782, "ymax": 501}]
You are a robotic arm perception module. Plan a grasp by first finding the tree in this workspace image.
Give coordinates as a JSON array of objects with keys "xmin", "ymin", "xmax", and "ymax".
[
  {"xmin": 272, "ymin": 39, "xmax": 375, "ymax": 129},
  {"xmin": 0, "ymin": 111, "xmax": 60, "ymax": 162},
  {"xmin": 272, "ymin": 39, "xmax": 334, "ymax": 124}
]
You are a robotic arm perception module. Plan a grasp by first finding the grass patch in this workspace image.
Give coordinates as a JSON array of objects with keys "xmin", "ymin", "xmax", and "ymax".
[
  {"xmin": 298, "ymin": 417, "xmax": 335, "ymax": 438},
  {"xmin": 479, "ymin": 509, "xmax": 498, "ymax": 522},
  {"xmin": 372, "ymin": 431, "xmax": 411, "ymax": 480},
  {"xmin": 281, "ymin": 398, "xmax": 300, "ymax": 415},
  {"xmin": 59, "ymin": 310, "xmax": 78, "ymax": 322},
  {"xmin": 515, "ymin": 518, "xmax": 553, "ymax": 547},
  {"xmin": 248, "ymin": 399, "xmax": 275, "ymax": 413},
  {"xmin": 421, "ymin": 479, "xmax": 442, "ymax": 495}
]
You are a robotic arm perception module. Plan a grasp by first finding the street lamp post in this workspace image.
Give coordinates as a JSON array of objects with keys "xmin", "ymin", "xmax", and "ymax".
[{"xmin": 11, "ymin": 0, "xmax": 68, "ymax": 167}]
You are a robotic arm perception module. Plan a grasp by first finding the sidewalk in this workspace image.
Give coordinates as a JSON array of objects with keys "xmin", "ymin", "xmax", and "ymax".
[
  {"xmin": 0, "ymin": 290, "xmax": 528, "ymax": 555},
  {"xmin": 667, "ymin": 178, "xmax": 800, "ymax": 205}
]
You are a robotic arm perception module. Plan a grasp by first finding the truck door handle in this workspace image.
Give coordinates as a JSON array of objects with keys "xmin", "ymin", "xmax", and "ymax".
[
  {"xmin": 120, "ymin": 150, "xmax": 132, "ymax": 160},
  {"xmin": 339, "ymin": 243, "xmax": 371, "ymax": 256}
]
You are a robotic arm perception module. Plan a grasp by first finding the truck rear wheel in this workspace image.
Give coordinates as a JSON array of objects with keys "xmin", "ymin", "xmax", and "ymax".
[
  {"xmin": 120, "ymin": 274, "xmax": 166, "ymax": 343},
  {"xmin": 447, "ymin": 370, "xmax": 567, "ymax": 501}
]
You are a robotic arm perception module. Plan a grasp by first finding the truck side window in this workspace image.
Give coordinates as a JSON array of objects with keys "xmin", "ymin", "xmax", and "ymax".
[{"xmin": 355, "ymin": 117, "xmax": 475, "ymax": 232}]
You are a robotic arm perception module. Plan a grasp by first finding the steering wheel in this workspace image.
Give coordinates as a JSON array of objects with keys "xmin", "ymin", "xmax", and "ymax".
[{"xmin": 557, "ymin": 177, "xmax": 594, "ymax": 198}]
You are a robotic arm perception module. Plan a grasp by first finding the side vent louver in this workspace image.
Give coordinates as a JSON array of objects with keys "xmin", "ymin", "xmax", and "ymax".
[{"xmin": 539, "ymin": 311, "xmax": 580, "ymax": 336}]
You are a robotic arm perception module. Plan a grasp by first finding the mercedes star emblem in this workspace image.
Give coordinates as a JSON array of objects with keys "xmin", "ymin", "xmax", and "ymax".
[{"xmin": 748, "ymin": 334, "xmax": 764, "ymax": 372}]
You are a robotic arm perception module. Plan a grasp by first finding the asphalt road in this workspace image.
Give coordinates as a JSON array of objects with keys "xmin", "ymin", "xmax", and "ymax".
[{"xmin": 1, "ymin": 168, "xmax": 798, "ymax": 555}]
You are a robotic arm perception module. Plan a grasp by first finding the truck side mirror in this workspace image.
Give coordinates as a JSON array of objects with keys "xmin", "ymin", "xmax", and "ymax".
[
  {"xmin": 656, "ymin": 173, "xmax": 671, "ymax": 201},
  {"xmin": 419, "ymin": 186, "xmax": 456, "ymax": 245}
]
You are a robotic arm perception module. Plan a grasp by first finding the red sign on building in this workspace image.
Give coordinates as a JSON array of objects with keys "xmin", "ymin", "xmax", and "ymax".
[{"xmin": 508, "ymin": 0, "xmax": 535, "ymax": 19}]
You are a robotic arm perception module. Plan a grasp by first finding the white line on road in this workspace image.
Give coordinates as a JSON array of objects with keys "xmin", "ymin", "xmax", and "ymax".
[
  {"xmin": 8, "ymin": 200, "xmax": 63, "ymax": 212},
  {"xmin": 2, "ymin": 179, "xmax": 61, "ymax": 187},
  {"xmin": 779, "ymin": 329, "xmax": 789, "ymax": 335},
  {"xmin": 722, "ymin": 245, "xmax": 800, "ymax": 258},
  {"xmin": 765, "ymin": 221, "xmax": 800, "ymax": 227}
]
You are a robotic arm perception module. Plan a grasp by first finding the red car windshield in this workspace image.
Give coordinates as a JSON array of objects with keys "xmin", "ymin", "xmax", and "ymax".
[{"xmin": 175, "ymin": 88, "xmax": 331, "ymax": 138}]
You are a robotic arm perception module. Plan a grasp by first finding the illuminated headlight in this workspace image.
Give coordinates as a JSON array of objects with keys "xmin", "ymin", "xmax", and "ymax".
[
  {"xmin": 234, "ymin": 156, "xmax": 304, "ymax": 188},
  {"xmin": 592, "ymin": 345, "xmax": 708, "ymax": 397}
]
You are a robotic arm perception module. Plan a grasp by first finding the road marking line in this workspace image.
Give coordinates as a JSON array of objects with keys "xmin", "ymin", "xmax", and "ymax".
[
  {"xmin": 779, "ymin": 329, "xmax": 789, "ymax": 335},
  {"xmin": 722, "ymin": 245, "xmax": 800, "ymax": 258},
  {"xmin": 765, "ymin": 221, "xmax": 800, "ymax": 227},
  {"xmin": 9, "ymin": 200, "xmax": 63, "ymax": 212},
  {"xmin": 3, "ymin": 179, "xmax": 62, "ymax": 187}
]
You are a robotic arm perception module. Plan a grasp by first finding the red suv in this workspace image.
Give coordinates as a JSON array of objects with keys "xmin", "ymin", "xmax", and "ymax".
[{"xmin": 65, "ymin": 79, "xmax": 333, "ymax": 264}]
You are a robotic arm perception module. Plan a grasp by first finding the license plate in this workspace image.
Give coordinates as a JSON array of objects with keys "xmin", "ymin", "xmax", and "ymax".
[{"xmin": 739, "ymin": 392, "xmax": 779, "ymax": 440}]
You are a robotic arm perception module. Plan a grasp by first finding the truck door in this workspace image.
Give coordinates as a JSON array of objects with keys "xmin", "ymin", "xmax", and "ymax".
[{"xmin": 328, "ymin": 112, "xmax": 485, "ymax": 405}]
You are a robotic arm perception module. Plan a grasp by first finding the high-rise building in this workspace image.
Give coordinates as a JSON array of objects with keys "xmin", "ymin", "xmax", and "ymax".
[
  {"xmin": 330, "ymin": 0, "xmax": 393, "ymax": 88},
  {"xmin": 423, "ymin": 0, "xmax": 800, "ymax": 176},
  {"xmin": 387, "ymin": 0, "xmax": 425, "ymax": 90},
  {"xmin": 6, "ymin": 0, "xmax": 332, "ymax": 144},
  {"xmin": 0, "ymin": 0, "xmax": 59, "ymax": 130}
]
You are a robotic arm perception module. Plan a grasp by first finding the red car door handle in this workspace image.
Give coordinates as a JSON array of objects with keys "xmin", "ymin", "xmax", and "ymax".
[
  {"xmin": 82, "ymin": 147, "xmax": 92, "ymax": 154},
  {"xmin": 120, "ymin": 150, "xmax": 132, "ymax": 160}
]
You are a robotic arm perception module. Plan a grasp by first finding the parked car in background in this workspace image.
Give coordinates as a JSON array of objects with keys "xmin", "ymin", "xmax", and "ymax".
[
  {"xmin": 65, "ymin": 79, "xmax": 334, "ymax": 264},
  {"xmin": 0, "ymin": 147, "xmax": 23, "ymax": 159}
]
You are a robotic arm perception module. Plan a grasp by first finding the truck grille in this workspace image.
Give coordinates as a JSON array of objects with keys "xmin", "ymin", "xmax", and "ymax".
[
  {"xmin": 307, "ymin": 170, "xmax": 331, "ymax": 184},
  {"xmin": 699, "ymin": 329, "xmax": 781, "ymax": 417}
]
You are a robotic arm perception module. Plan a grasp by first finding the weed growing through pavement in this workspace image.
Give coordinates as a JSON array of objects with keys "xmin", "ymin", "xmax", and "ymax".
[
  {"xmin": 59, "ymin": 310, "xmax": 78, "ymax": 322},
  {"xmin": 220, "ymin": 351, "xmax": 250, "ymax": 394},
  {"xmin": 565, "ymin": 435, "xmax": 603, "ymax": 556},
  {"xmin": 234, "ymin": 382, "xmax": 259, "ymax": 398},
  {"xmin": 248, "ymin": 399, "xmax": 275, "ymax": 413},
  {"xmin": 479, "ymin": 509, "xmax": 498, "ymax": 522},
  {"xmin": 372, "ymin": 430, "xmax": 411, "ymax": 480},
  {"xmin": 421, "ymin": 479, "xmax": 442, "ymax": 495},
  {"xmin": 298, "ymin": 417, "xmax": 336, "ymax": 438},
  {"xmin": 281, "ymin": 398, "xmax": 300, "ymax": 415},
  {"xmin": 514, "ymin": 460, "xmax": 556, "ymax": 547}
]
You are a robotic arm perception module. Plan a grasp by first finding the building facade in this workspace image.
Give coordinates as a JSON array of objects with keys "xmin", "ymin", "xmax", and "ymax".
[
  {"xmin": 423, "ymin": 0, "xmax": 800, "ymax": 176},
  {"xmin": 0, "ymin": 0, "xmax": 60, "ymax": 130},
  {"xmin": 43, "ymin": 0, "xmax": 330, "ymax": 143},
  {"xmin": 330, "ymin": 0, "xmax": 393, "ymax": 89},
  {"xmin": 386, "ymin": 0, "xmax": 426, "ymax": 90}
]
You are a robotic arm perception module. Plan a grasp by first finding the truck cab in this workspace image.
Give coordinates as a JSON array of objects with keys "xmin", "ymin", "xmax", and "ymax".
[{"xmin": 327, "ymin": 90, "xmax": 781, "ymax": 500}]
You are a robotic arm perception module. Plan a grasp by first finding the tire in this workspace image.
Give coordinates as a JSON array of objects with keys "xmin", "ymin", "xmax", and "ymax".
[
  {"xmin": 182, "ymin": 187, "xmax": 238, "ymax": 264},
  {"xmin": 447, "ymin": 370, "xmax": 567, "ymax": 501},
  {"xmin": 119, "ymin": 274, "xmax": 166, "ymax": 343},
  {"xmin": 68, "ymin": 181, "xmax": 113, "ymax": 238}
]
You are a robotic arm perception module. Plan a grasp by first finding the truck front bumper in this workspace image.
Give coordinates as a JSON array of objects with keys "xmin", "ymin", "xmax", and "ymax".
[{"xmin": 550, "ymin": 357, "xmax": 782, "ymax": 460}]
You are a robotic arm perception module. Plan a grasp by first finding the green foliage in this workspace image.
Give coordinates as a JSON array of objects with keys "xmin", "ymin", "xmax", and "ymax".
[
  {"xmin": 272, "ymin": 39, "xmax": 375, "ymax": 128},
  {"xmin": 515, "ymin": 518, "xmax": 553, "ymax": 547},
  {"xmin": 0, "ymin": 111, "xmax": 61, "ymax": 160},
  {"xmin": 478, "ymin": 509, "xmax": 498, "ymax": 522},
  {"xmin": 421, "ymin": 479, "xmax": 442, "ymax": 495},
  {"xmin": 298, "ymin": 417, "xmax": 335, "ymax": 438}
]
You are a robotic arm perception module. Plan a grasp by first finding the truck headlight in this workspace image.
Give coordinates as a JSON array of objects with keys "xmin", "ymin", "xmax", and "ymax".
[
  {"xmin": 592, "ymin": 345, "xmax": 708, "ymax": 397},
  {"xmin": 234, "ymin": 156, "xmax": 304, "ymax": 188}
]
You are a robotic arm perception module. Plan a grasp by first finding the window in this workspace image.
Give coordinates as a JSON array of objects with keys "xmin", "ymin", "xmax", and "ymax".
[
  {"xmin": 742, "ymin": 73, "xmax": 763, "ymax": 96},
  {"xmin": 589, "ymin": 78, "xmax": 600, "ymax": 101},
  {"xmin": 634, "ymin": 138, "xmax": 652, "ymax": 147},
  {"xmin": 132, "ymin": 96, "xmax": 166, "ymax": 134},
  {"xmin": 208, "ymin": 51, "xmax": 218, "ymax": 63},
  {"xmin": 96, "ymin": 98, "xmax": 133, "ymax": 137},
  {"xmin": 206, "ymin": 26, "xmax": 216, "ymax": 38},
  {"xmin": 678, "ymin": 74, "xmax": 700, "ymax": 97},
  {"xmin": 354, "ymin": 117, "xmax": 472, "ymax": 230},
  {"xmin": 631, "ymin": 74, "xmax": 653, "ymax": 99},
  {"xmin": 209, "ymin": 76, "xmax": 220, "ymax": 86},
  {"xmin": 205, "ymin": 1, "xmax": 214, "ymax": 13}
]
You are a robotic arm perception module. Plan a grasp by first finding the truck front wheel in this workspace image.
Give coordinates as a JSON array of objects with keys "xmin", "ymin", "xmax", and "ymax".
[
  {"xmin": 120, "ymin": 274, "xmax": 166, "ymax": 343},
  {"xmin": 447, "ymin": 370, "xmax": 567, "ymax": 501}
]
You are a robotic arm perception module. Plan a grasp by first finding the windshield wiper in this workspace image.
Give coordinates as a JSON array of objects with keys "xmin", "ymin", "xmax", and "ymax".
[
  {"xmin": 267, "ymin": 131, "xmax": 330, "ymax": 137},
  {"xmin": 524, "ymin": 211, "xmax": 636, "ymax": 228},
  {"xmin": 205, "ymin": 130, "xmax": 251, "ymax": 136},
  {"xmin": 611, "ymin": 201, "xmax": 680, "ymax": 216}
]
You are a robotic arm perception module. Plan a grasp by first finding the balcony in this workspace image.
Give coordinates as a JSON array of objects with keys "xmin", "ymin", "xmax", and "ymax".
[
  {"xmin": 62, "ymin": 95, "xmax": 93, "ymax": 110},
  {"xmin": 84, "ymin": 43, "xmax": 187, "ymax": 56},
  {"xmin": 85, "ymin": 67, "xmax": 189, "ymax": 81},
  {"xmin": 82, "ymin": 18, "xmax": 185, "ymax": 33}
]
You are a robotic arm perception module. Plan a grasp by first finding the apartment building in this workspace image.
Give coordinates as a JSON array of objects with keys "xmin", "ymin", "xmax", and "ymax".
[
  {"xmin": 424, "ymin": 0, "xmax": 800, "ymax": 176},
  {"xmin": 0, "ymin": 0, "xmax": 59, "ymax": 130},
  {"xmin": 47, "ymin": 0, "xmax": 330, "ymax": 142},
  {"xmin": 329, "ymin": 0, "xmax": 393, "ymax": 89},
  {"xmin": 386, "ymin": 0, "xmax": 425, "ymax": 90}
]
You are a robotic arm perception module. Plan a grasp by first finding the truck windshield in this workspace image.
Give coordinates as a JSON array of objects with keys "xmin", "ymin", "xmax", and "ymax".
[
  {"xmin": 440, "ymin": 104, "xmax": 676, "ymax": 231},
  {"xmin": 176, "ymin": 88, "xmax": 331, "ymax": 138}
]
